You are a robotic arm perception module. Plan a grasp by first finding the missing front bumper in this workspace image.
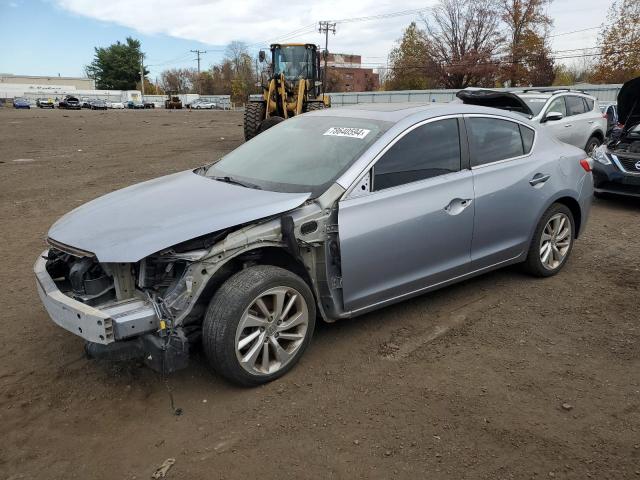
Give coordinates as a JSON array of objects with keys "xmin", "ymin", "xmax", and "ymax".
[{"xmin": 34, "ymin": 251, "xmax": 159, "ymax": 344}]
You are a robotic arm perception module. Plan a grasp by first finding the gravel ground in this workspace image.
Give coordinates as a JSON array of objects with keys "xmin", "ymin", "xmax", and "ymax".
[{"xmin": 0, "ymin": 108, "xmax": 639, "ymax": 480}]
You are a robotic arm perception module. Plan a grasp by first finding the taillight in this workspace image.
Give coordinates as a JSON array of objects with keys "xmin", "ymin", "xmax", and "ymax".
[
  {"xmin": 602, "ymin": 113, "xmax": 608, "ymax": 119},
  {"xmin": 580, "ymin": 158, "xmax": 592, "ymax": 172}
]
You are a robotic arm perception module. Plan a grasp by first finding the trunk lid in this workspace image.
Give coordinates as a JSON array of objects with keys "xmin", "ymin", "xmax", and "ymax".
[{"xmin": 456, "ymin": 89, "xmax": 534, "ymax": 116}]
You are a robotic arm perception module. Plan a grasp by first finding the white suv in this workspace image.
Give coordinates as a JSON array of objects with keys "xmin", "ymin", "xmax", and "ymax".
[{"xmin": 457, "ymin": 89, "xmax": 607, "ymax": 155}]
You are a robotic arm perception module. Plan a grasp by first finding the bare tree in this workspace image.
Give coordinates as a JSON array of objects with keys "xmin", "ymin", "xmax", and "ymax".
[{"xmin": 421, "ymin": 0, "xmax": 504, "ymax": 89}]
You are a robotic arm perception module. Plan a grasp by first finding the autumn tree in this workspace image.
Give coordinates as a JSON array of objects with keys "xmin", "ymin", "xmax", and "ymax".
[
  {"xmin": 422, "ymin": 0, "xmax": 504, "ymax": 88},
  {"xmin": 86, "ymin": 37, "xmax": 147, "ymax": 90},
  {"xmin": 385, "ymin": 23, "xmax": 435, "ymax": 90},
  {"xmin": 498, "ymin": 0, "xmax": 553, "ymax": 86},
  {"xmin": 592, "ymin": 0, "xmax": 640, "ymax": 83}
]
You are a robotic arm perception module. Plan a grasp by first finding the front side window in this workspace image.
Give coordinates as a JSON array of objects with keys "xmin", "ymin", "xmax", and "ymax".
[
  {"xmin": 565, "ymin": 96, "xmax": 587, "ymax": 116},
  {"xmin": 546, "ymin": 97, "xmax": 566, "ymax": 117},
  {"xmin": 373, "ymin": 118, "xmax": 461, "ymax": 191},
  {"xmin": 467, "ymin": 117, "xmax": 525, "ymax": 166},
  {"xmin": 584, "ymin": 97, "xmax": 594, "ymax": 111}
]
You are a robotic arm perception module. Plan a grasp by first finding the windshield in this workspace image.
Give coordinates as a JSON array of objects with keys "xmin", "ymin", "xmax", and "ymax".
[
  {"xmin": 205, "ymin": 116, "xmax": 391, "ymax": 196},
  {"xmin": 273, "ymin": 45, "xmax": 314, "ymax": 80},
  {"xmin": 522, "ymin": 97, "xmax": 548, "ymax": 116}
]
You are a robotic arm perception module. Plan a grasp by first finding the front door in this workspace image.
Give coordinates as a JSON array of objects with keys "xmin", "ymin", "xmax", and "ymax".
[
  {"xmin": 338, "ymin": 118, "xmax": 475, "ymax": 312},
  {"xmin": 543, "ymin": 96, "xmax": 575, "ymax": 144}
]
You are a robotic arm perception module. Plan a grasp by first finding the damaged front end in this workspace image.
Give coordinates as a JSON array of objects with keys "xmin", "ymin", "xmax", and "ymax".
[
  {"xmin": 35, "ymin": 183, "xmax": 347, "ymax": 374},
  {"xmin": 36, "ymin": 240, "xmax": 199, "ymax": 373}
]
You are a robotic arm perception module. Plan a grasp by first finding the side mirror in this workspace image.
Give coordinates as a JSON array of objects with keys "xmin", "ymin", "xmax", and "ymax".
[
  {"xmin": 258, "ymin": 50, "xmax": 265, "ymax": 63},
  {"xmin": 543, "ymin": 111, "xmax": 564, "ymax": 122}
]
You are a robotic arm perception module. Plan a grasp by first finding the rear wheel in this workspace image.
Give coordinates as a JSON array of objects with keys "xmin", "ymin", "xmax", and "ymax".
[
  {"xmin": 258, "ymin": 116, "xmax": 284, "ymax": 133},
  {"xmin": 243, "ymin": 101, "xmax": 266, "ymax": 141},
  {"xmin": 523, "ymin": 203, "xmax": 575, "ymax": 277},
  {"xmin": 202, "ymin": 265, "xmax": 316, "ymax": 386}
]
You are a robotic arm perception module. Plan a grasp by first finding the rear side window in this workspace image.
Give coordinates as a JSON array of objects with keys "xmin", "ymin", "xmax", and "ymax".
[
  {"xmin": 519, "ymin": 125, "xmax": 535, "ymax": 153},
  {"xmin": 566, "ymin": 96, "xmax": 587, "ymax": 116},
  {"xmin": 373, "ymin": 118, "xmax": 461, "ymax": 191},
  {"xmin": 466, "ymin": 118, "xmax": 525, "ymax": 166}
]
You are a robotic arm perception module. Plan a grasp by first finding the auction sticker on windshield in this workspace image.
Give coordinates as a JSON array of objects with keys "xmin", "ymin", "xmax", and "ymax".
[{"xmin": 324, "ymin": 127, "xmax": 371, "ymax": 139}]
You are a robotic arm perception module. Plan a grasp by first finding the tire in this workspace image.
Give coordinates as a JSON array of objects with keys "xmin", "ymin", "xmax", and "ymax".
[
  {"xmin": 243, "ymin": 101, "xmax": 266, "ymax": 141},
  {"xmin": 523, "ymin": 203, "xmax": 575, "ymax": 277},
  {"xmin": 258, "ymin": 116, "xmax": 284, "ymax": 133},
  {"xmin": 585, "ymin": 136, "xmax": 601, "ymax": 156},
  {"xmin": 304, "ymin": 101, "xmax": 326, "ymax": 112},
  {"xmin": 202, "ymin": 265, "xmax": 316, "ymax": 386}
]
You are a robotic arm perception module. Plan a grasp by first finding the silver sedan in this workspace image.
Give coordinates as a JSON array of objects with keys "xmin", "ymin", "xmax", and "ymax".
[{"xmin": 35, "ymin": 103, "xmax": 593, "ymax": 386}]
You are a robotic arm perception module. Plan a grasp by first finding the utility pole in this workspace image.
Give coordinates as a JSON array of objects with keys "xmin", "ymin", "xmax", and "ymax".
[
  {"xmin": 190, "ymin": 49, "xmax": 208, "ymax": 94},
  {"xmin": 318, "ymin": 21, "xmax": 336, "ymax": 98},
  {"xmin": 139, "ymin": 53, "xmax": 145, "ymax": 98}
]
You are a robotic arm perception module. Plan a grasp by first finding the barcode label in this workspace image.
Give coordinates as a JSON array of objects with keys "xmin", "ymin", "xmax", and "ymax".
[{"xmin": 323, "ymin": 127, "xmax": 371, "ymax": 139}]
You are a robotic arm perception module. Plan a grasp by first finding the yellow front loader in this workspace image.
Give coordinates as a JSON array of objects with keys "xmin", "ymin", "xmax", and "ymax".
[{"xmin": 244, "ymin": 43, "xmax": 331, "ymax": 140}]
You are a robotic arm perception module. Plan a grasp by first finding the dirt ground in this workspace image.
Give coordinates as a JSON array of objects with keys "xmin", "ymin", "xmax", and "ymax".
[{"xmin": 0, "ymin": 107, "xmax": 639, "ymax": 480}]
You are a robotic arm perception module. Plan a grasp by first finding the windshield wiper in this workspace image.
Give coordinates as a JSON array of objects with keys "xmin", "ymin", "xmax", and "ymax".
[{"xmin": 211, "ymin": 175, "xmax": 262, "ymax": 190}]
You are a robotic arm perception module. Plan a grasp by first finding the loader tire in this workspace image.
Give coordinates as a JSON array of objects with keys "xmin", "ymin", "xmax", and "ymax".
[{"xmin": 244, "ymin": 101, "xmax": 266, "ymax": 141}]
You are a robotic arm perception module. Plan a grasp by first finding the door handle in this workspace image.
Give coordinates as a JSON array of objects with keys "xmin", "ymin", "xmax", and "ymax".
[
  {"xmin": 444, "ymin": 198, "xmax": 473, "ymax": 215},
  {"xmin": 588, "ymin": 120, "xmax": 595, "ymax": 124},
  {"xmin": 529, "ymin": 173, "xmax": 551, "ymax": 186},
  {"xmin": 563, "ymin": 123, "xmax": 573, "ymax": 128}
]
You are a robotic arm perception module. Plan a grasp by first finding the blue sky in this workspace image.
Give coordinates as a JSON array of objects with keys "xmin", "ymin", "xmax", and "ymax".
[
  {"xmin": 1, "ymin": 0, "xmax": 614, "ymax": 81},
  {"xmin": 0, "ymin": 0, "xmax": 228, "ymax": 79}
]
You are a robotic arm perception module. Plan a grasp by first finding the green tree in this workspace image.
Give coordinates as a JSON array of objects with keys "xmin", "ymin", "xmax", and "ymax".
[
  {"xmin": 592, "ymin": 0, "xmax": 640, "ymax": 83},
  {"xmin": 86, "ymin": 37, "xmax": 147, "ymax": 90}
]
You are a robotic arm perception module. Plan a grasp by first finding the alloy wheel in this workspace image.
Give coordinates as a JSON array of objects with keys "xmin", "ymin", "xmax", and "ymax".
[
  {"xmin": 235, "ymin": 286, "xmax": 309, "ymax": 376},
  {"xmin": 539, "ymin": 213, "xmax": 572, "ymax": 270}
]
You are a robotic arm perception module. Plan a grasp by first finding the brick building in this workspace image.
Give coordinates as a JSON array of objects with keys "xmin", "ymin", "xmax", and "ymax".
[{"xmin": 325, "ymin": 53, "xmax": 379, "ymax": 92}]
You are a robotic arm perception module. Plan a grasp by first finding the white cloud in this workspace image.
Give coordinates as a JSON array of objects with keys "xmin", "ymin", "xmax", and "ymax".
[{"xmin": 54, "ymin": 0, "xmax": 615, "ymax": 69}]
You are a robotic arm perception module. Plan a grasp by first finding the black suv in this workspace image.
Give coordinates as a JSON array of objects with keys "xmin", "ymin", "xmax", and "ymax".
[
  {"xmin": 58, "ymin": 95, "xmax": 81, "ymax": 110},
  {"xmin": 592, "ymin": 76, "xmax": 640, "ymax": 198}
]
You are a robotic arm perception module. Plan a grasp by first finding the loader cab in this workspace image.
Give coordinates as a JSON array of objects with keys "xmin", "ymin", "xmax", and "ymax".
[{"xmin": 268, "ymin": 43, "xmax": 321, "ymax": 95}]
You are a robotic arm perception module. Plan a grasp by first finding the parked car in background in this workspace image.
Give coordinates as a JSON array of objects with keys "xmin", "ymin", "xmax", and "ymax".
[
  {"xmin": 35, "ymin": 103, "xmax": 593, "ymax": 386},
  {"xmin": 592, "ymin": 76, "xmax": 640, "ymax": 198},
  {"xmin": 81, "ymin": 97, "xmax": 92, "ymax": 109},
  {"xmin": 457, "ymin": 89, "xmax": 607, "ymax": 155},
  {"xmin": 599, "ymin": 102, "xmax": 619, "ymax": 136},
  {"xmin": 143, "ymin": 101, "xmax": 156, "ymax": 109},
  {"xmin": 127, "ymin": 100, "xmax": 144, "ymax": 109},
  {"xmin": 36, "ymin": 98, "xmax": 55, "ymax": 109},
  {"xmin": 190, "ymin": 99, "xmax": 217, "ymax": 109},
  {"xmin": 89, "ymin": 99, "xmax": 107, "ymax": 110},
  {"xmin": 58, "ymin": 95, "xmax": 81, "ymax": 110},
  {"xmin": 107, "ymin": 101, "xmax": 125, "ymax": 109},
  {"xmin": 13, "ymin": 97, "xmax": 31, "ymax": 109}
]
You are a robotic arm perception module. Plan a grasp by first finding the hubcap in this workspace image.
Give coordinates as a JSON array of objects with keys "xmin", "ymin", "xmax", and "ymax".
[
  {"xmin": 235, "ymin": 286, "xmax": 308, "ymax": 376},
  {"xmin": 539, "ymin": 213, "xmax": 572, "ymax": 270}
]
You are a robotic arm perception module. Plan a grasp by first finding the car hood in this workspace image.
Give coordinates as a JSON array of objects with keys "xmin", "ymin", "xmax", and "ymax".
[
  {"xmin": 456, "ymin": 88, "xmax": 533, "ymax": 116},
  {"xmin": 618, "ymin": 76, "xmax": 640, "ymax": 131},
  {"xmin": 48, "ymin": 170, "xmax": 311, "ymax": 263}
]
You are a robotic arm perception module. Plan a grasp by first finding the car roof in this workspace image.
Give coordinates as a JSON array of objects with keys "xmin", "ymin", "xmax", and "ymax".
[{"xmin": 308, "ymin": 102, "xmax": 533, "ymax": 124}]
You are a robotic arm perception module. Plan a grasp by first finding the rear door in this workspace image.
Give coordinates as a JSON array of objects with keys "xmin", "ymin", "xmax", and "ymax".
[
  {"xmin": 465, "ymin": 115, "xmax": 554, "ymax": 269},
  {"xmin": 565, "ymin": 95, "xmax": 591, "ymax": 148},
  {"xmin": 338, "ymin": 117, "xmax": 474, "ymax": 312}
]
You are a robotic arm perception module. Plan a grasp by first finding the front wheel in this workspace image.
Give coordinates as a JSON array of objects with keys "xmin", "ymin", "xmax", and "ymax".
[
  {"xmin": 243, "ymin": 101, "xmax": 266, "ymax": 141},
  {"xmin": 523, "ymin": 203, "xmax": 575, "ymax": 277},
  {"xmin": 585, "ymin": 136, "xmax": 601, "ymax": 157},
  {"xmin": 202, "ymin": 265, "xmax": 316, "ymax": 386}
]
